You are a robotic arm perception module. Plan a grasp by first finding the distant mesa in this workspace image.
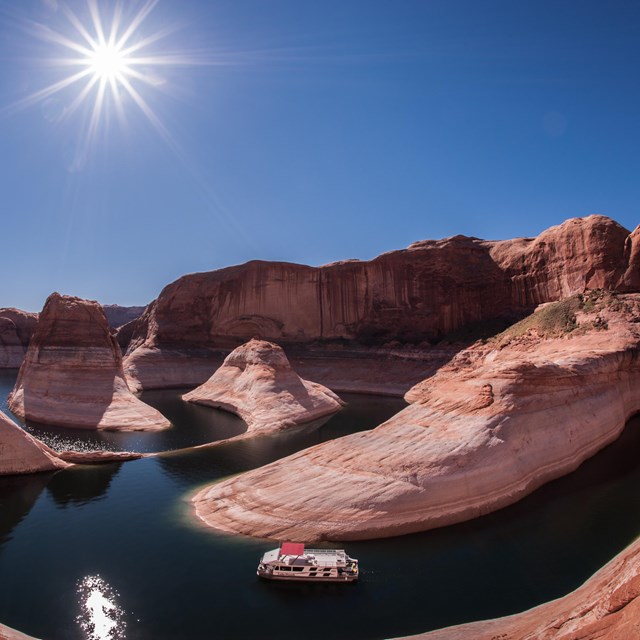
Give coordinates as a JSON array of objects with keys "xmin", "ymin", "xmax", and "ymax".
[
  {"xmin": 0, "ymin": 308, "xmax": 38, "ymax": 369},
  {"xmin": 8, "ymin": 293, "xmax": 170, "ymax": 431},
  {"xmin": 102, "ymin": 304, "xmax": 146, "ymax": 330},
  {"xmin": 123, "ymin": 215, "xmax": 640, "ymax": 391},
  {"xmin": 183, "ymin": 338, "xmax": 344, "ymax": 434}
]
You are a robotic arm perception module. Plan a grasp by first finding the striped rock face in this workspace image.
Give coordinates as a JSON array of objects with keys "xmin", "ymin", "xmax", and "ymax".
[{"xmin": 8, "ymin": 293, "xmax": 169, "ymax": 431}]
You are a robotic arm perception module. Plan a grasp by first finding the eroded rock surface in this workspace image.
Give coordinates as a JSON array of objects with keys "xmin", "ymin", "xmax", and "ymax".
[
  {"xmin": 192, "ymin": 294, "xmax": 640, "ymax": 541},
  {"xmin": 126, "ymin": 216, "xmax": 638, "ymax": 389},
  {"xmin": 183, "ymin": 338, "xmax": 343, "ymax": 432},
  {"xmin": 401, "ymin": 536, "xmax": 640, "ymax": 640},
  {"xmin": 0, "ymin": 409, "xmax": 68, "ymax": 475},
  {"xmin": 8, "ymin": 293, "xmax": 170, "ymax": 431},
  {"xmin": 0, "ymin": 309, "xmax": 37, "ymax": 369}
]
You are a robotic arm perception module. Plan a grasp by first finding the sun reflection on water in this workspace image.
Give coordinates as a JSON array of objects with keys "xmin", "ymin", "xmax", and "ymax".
[{"xmin": 77, "ymin": 575, "xmax": 126, "ymax": 640}]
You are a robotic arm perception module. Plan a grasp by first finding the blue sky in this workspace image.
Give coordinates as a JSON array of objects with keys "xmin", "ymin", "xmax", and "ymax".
[{"xmin": 0, "ymin": 0, "xmax": 638, "ymax": 311}]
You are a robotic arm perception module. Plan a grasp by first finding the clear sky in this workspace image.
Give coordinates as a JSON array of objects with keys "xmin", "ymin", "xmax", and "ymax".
[{"xmin": 0, "ymin": 0, "xmax": 638, "ymax": 312}]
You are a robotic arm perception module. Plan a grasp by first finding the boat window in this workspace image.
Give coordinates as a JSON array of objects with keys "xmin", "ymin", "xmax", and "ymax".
[{"xmin": 292, "ymin": 567, "xmax": 304, "ymax": 572}]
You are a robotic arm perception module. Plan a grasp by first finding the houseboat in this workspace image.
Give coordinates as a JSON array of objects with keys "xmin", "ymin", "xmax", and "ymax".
[{"xmin": 257, "ymin": 542, "xmax": 359, "ymax": 582}]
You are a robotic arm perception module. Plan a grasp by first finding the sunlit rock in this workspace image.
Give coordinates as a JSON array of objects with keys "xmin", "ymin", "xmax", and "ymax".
[
  {"xmin": 0, "ymin": 409, "xmax": 68, "ymax": 476},
  {"xmin": 183, "ymin": 338, "xmax": 344, "ymax": 433},
  {"xmin": 125, "ymin": 215, "xmax": 639, "ymax": 389},
  {"xmin": 192, "ymin": 294, "xmax": 640, "ymax": 541},
  {"xmin": 8, "ymin": 293, "xmax": 170, "ymax": 431}
]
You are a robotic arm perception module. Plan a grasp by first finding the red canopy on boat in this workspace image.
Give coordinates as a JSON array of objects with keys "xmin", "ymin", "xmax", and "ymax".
[{"xmin": 280, "ymin": 542, "xmax": 305, "ymax": 556}]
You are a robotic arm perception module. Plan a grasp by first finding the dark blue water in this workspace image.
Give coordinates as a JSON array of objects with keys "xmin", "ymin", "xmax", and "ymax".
[{"xmin": 0, "ymin": 369, "xmax": 639, "ymax": 640}]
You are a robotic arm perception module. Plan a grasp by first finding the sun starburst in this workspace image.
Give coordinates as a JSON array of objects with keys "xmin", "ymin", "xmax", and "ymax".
[{"xmin": 8, "ymin": 0, "xmax": 202, "ymax": 160}]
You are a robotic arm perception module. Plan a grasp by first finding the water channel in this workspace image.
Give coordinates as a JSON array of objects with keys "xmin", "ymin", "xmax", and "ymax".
[{"xmin": 0, "ymin": 370, "xmax": 639, "ymax": 639}]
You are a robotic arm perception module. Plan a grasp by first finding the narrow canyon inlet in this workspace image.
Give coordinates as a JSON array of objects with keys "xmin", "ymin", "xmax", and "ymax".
[{"xmin": 1, "ymin": 371, "xmax": 640, "ymax": 640}]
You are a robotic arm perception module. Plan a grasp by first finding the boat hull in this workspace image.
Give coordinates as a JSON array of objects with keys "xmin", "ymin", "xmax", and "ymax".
[{"xmin": 257, "ymin": 572, "xmax": 358, "ymax": 583}]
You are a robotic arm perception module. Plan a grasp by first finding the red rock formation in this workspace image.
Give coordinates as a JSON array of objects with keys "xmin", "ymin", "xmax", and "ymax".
[
  {"xmin": 8, "ymin": 293, "xmax": 170, "ymax": 431},
  {"xmin": 0, "ymin": 309, "xmax": 37, "ymax": 369},
  {"xmin": 0, "ymin": 409, "xmax": 68, "ymax": 475},
  {"xmin": 183, "ymin": 338, "xmax": 343, "ymax": 432},
  {"xmin": 0, "ymin": 623, "xmax": 40, "ymax": 640},
  {"xmin": 192, "ymin": 294, "xmax": 640, "ymax": 541},
  {"xmin": 401, "ymin": 536, "xmax": 640, "ymax": 640},
  {"xmin": 125, "ymin": 215, "xmax": 639, "ymax": 389}
]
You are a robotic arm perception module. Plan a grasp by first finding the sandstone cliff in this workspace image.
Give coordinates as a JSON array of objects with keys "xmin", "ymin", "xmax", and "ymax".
[
  {"xmin": 124, "ymin": 216, "xmax": 639, "ymax": 389},
  {"xmin": 402, "ymin": 535, "xmax": 640, "ymax": 640},
  {"xmin": 192, "ymin": 293, "xmax": 640, "ymax": 541},
  {"xmin": 0, "ymin": 309, "xmax": 37, "ymax": 369},
  {"xmin": 8, "ymin": 293, "xmax": 170, "ymax": 431},
  {"xmin": 0, "ymin": 409, "xmax": 68, "ymax": 475},
  {"xmin": 183, "ymin": 338, "xmax": 343, "ymax": 432}
]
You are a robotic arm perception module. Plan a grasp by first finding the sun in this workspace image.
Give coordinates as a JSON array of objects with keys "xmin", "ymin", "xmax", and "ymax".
[
  {"xmin": 88, "ymin": 43, "xmax": 128, "ymax": 82},
  {"xmin": 9, "ymin": 0, "xmax": 200, "ymax": 151}
]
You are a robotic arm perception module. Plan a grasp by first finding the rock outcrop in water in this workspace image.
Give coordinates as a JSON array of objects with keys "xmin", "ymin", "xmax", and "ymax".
[
  {"xmin": 192, "ymin": 293, "xmax": 640, "ymax": 541},
  {"xmin": 125, "ymin": 216, "xmax": 639, "ymax": 389},
  {"xmin": 0, "ymin": 409, "xmax": 68, "ymax": 475},
  {"xmin": 183, "ymin": 338, "xmax": 343, "ymax": 432},
  {"xmin": 403, "ymin": 535, "xmax": 640, "ymax": 640},
  {"xmin": 8, "ymin": 293, "xmax": 170, "ymax": 431},
  {"xmin": 0, "ymin": 309, "xmax": 37, "ymax": 369}
]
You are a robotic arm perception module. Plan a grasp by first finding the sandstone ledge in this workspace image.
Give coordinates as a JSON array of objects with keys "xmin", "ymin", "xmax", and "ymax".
[
  {"xmin": 192, "ymin": 296, "xmax": 640, "ymax": 541},
  {"xmin": 0, "ymin": 409, "xmax": 69, "ymax": 475},
  {"xmin": 399, "ymin": 535, "xmax": 640, "ymax": 640},
  {"xmin": 0, "ymin": 623, "xmax": 40, "ymax": 640}
]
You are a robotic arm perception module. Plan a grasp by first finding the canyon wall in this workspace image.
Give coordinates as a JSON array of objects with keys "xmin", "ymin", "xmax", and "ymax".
[{"xmin": 125, "ymin": 215, "xmax": 639, "ymax": 389}]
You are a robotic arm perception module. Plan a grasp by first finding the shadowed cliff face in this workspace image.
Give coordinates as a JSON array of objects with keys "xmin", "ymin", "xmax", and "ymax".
[
  {"xmin": 127, "ymin": 216, "xmax": 639, "ymax": 354},
  {"xmin": 0, "ymin": 310, "xmax": 38, "ymax": 369}
]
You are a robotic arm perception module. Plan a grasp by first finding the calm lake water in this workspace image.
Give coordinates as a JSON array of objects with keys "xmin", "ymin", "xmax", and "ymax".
[{"xmin": 0, "ymin": 370, "xmax": 639, "ymax": 639}]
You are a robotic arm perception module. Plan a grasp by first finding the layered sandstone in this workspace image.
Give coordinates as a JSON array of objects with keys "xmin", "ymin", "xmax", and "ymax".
[
  {"xmin": 0, "ymin": 309, "xmax": 37, "ymax": 369},
  {"xmin": 402, "ymin": 535, "xmax": 640, "ymax": 640},
  {"xmin": 0, "ymin": 409, "xmax": 68, "ymax": 475},
  {"xmin": 8, "ymin": 293, "xmax": 170, "ymax": 431},
  {"xmin": 125, "ymin": 216, "xmax": 638, "ymax": 389},
  {"xmin": 183, "ymin": 339, "xmax": 343, "ymax": 432},
  {"xmin": 192, "ymin": 294, "xmax": 640, "ymax": 541}
]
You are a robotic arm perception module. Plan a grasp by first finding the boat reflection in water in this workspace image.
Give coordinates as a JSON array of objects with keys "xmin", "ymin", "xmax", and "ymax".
[{"xmin": 76, "ymin": 575, "xmax": 126, "ymax": 640}]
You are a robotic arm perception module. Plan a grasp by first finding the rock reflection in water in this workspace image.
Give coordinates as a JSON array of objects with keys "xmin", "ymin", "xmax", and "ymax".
[
  {"xmin": 76, "ymin": 575, "xmax": 126, "ymax": 640},
  {"xmin": 0, "ymin": 472, "xmax": 52, "ymax": 548},
  {"xmin": 47, "ymin": 464, "xmax": 122, "ymax": 506}
]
